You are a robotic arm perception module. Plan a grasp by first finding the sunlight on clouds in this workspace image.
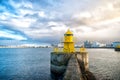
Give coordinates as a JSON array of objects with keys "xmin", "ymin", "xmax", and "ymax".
[
  {"xmin": 78, "ymin": 26, "xmax": 93, "ymax": 33},
  {"xmin": 74, "ymin": 26, "xmax": 120, "ymax": 42},
  {"xmin": 72, "ymin": 12, "xmax": 92, "ymax": 19},
  {"xmin": 72, "ymin": 0, "xmax": 120, "ymax": 26},
  {"xmin": 107, "ymin": 3, "xmax": 114, "ymax": 10},
  {"xmin": 90, "ymin": 27, "xmax": 120, "ymax": 40},
  {"xmin": 92, "ymin": 17, "xmax": 120, "ymax": 26}
]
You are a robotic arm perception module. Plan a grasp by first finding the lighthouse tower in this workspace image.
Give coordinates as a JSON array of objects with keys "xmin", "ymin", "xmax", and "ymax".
[{"xmin": 63, "ymin": 29, "xmax": 74, "ymax": 53}]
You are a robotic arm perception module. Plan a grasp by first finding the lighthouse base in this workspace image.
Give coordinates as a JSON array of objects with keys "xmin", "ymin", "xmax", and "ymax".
[
  {"xmin": 51, "ymin": 52, "xmax": 72, "ymax": 80},
  {"xmin": 50, "ymin": 52, "xmax": 96, "ymax": 80}
]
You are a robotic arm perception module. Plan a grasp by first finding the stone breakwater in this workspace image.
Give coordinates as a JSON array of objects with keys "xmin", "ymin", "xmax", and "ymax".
[{"xmin": 50, "ymin": 52, "xmax": 96, "ymax": 80}]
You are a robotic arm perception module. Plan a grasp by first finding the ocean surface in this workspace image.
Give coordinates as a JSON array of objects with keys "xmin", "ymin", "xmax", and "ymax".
[
  {"xmin": 0, "ymin": 48, "xmax": 120, "ymax": 80},
  {"xmin": 88, "ymin": 49, "xmax": 120, "ymax": 80}
]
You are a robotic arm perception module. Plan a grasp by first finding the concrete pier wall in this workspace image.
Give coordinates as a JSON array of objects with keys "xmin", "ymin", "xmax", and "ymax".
[
  {"xmin": 51, "ymin": 52, "xmax": 96, "ymax": 80},
  {"xmin": 51, "ymin": 52, "xmax": 72, "ymax": 79},
  {"xmin": 77, "ymin": 52, "xmax": 89, "ymax": 71}
]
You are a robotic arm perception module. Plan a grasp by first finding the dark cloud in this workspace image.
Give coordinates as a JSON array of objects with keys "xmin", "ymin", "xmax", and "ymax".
[{"xmin": 0, "ymin": 25, "xmax": 29, "ymax": 40}]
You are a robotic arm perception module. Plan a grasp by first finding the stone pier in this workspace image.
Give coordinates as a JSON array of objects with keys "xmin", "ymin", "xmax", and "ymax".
[
  {"xmin": 63, "ymin": 54, "xmax": 83, "ymax": 80},
  {"xmin": 50, "ymin": 52, "xmax": 96, "ymax": 80}
]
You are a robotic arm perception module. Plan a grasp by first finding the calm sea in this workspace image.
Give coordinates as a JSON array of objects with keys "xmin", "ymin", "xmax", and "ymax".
[
  {"xmin": 0, "ymin": 48, "xmax": 120, "ymax": 80},
  {"xmin": 88, "ymin": 49, "xmax": 120, "ymax": 80}
]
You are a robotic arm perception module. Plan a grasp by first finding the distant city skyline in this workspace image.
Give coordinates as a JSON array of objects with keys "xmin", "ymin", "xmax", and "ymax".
[{"xmin": 0, "ymin": 0, "xmax": 120, "ymax": 45}]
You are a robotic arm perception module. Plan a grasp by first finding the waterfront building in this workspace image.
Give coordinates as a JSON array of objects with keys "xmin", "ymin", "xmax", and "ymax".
[
  {"xmin": 105, "ymin": 43, "xmax": 113, "ymax": 48},
  {"xmin": 99, "ymin": 43, "xmax": 106, "ymax": 47},
  {"xmin": 91, "ymin": 41, "xmax": 100, "ymax": 48},
  {"xmin": 84, "ymin": 40, "xmax": 92, "ymax": 48},
  {"xmin": 112, "ymin": 42, "xmax": 120, "ymax": 48}
]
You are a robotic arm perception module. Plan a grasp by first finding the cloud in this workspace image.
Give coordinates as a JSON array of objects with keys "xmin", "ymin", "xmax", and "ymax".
[
  {"xmin": 0, "ymin": 30, "xmax": 27, "ymax": 40},
  {"xmin": 0, "ymin": 25, "xmax": 28, "ymax": 41},
  {"xmin": 71, "ymin": 0, "xmax": 120, "ymax": 25},
  {"xmin": 0, "ymin": 0, "xmax": 120, "ymax": 45}
]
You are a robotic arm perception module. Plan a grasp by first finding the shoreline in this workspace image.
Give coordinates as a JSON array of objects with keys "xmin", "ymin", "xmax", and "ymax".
[{"xmin": 0, "ymin": 47, "xmax": 114, "ymax": 49}]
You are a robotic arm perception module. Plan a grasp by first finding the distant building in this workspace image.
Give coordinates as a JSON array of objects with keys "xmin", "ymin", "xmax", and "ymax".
[
  {"xmin": 112, "ymin": 42, "xmax": 120, "ymax": 48},
  {"xmin": 91, "ymin": 42, "xmax": 100, "ymax": 48},
  {"xmin": 99, "ymin": 43, "xmax": 106, "ymax": 47},
  {"xmin": 84, "ymin": 40, "xmax": 92, "ymax": 48},
  {"xmin": 106, "ymin": 43, "xmax": 113, "ymax": 48}
]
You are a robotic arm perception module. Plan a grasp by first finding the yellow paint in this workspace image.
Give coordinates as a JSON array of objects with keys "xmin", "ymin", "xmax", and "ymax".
[
  {"xmin": 54, "ymin": 47, "xmax": 59, "ymax": 52},
  {"xmin": 80, "ymin": 47, "xmax": 86, "ymax": 52},
  {"xmin": 116, "ymin": 45, "xmax": 120, "ymax": 48},
  {"xmin": 63, "ymin": 29, "xmax": 74, "ymax": 53}
]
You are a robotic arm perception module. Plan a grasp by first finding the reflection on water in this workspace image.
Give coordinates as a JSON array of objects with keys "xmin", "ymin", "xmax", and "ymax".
[
  {"xmin": 0, "ymin": 48, "xmax": 120, "ymax": 80},
  {"xmin": 88, "ymin": 49, "xmax": 120, "ymax": 80}
]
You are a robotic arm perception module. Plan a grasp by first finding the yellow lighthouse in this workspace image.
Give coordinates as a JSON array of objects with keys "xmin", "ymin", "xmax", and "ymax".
[{"xmin": 63, "ymin": 29, "xmax": 74, "ymax": 53}]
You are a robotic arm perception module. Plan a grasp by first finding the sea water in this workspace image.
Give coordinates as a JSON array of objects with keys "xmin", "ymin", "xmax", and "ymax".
[{"xmin": 0, "ymin": 48, "xmax": 120, "ymax": 80}]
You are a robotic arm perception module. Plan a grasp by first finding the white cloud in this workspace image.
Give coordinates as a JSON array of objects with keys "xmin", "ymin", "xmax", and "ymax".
[
  {"xmin": 0, "ymin": 31, "xmax": 27, "ymax": 40},
  {"xmin": 75, "ymin": 26, "xmax": 93, "ymax": 33},
  {"xmin": 92, "ymin": 17, "xmax": 120, "ymax": 26},
  {"xmin": 23, "ymin": 28, "xmax": 53, "ymax": 39},
  {"xmin": 11, "ymin": 18, "xmax": 35, "ymax": 28},
  {"xmin": 72, "ymin": 12, "xmax": 92, "ymax": 19},
  {"xmin": 38, "ymin": 11, "xmax": 47, "ymax": 18},
  {"xmin": 19, "ymin": 9, "xmax": 35, "ymax": 16},
  {"xmin": 10, "ymin": 0, "xmax": 33, "ymax": 9},
  {"xmin": 49, "ymin": 21, "xmax": 68, "ymax": 31},
  {"xmin": 1, "ymin": 0, "xmax": 120, "ymax": 43},
  {"xmin": 1, "ymin": 17, "xmax": 36, "ymax": 29},
  {"xmin": 0, "ymin": 12, "xmax": 17, "ymax": 20}
]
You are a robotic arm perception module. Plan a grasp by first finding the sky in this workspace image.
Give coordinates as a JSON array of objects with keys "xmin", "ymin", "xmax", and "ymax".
[{"xmin": 0, "ymin": 0, "xmax": 120, "ymax": 45}]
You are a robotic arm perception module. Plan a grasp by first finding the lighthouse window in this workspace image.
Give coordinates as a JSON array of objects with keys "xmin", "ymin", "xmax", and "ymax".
[{"xmin": 64, "ymin": 34, "xmax": 73, "ymax": 36}]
